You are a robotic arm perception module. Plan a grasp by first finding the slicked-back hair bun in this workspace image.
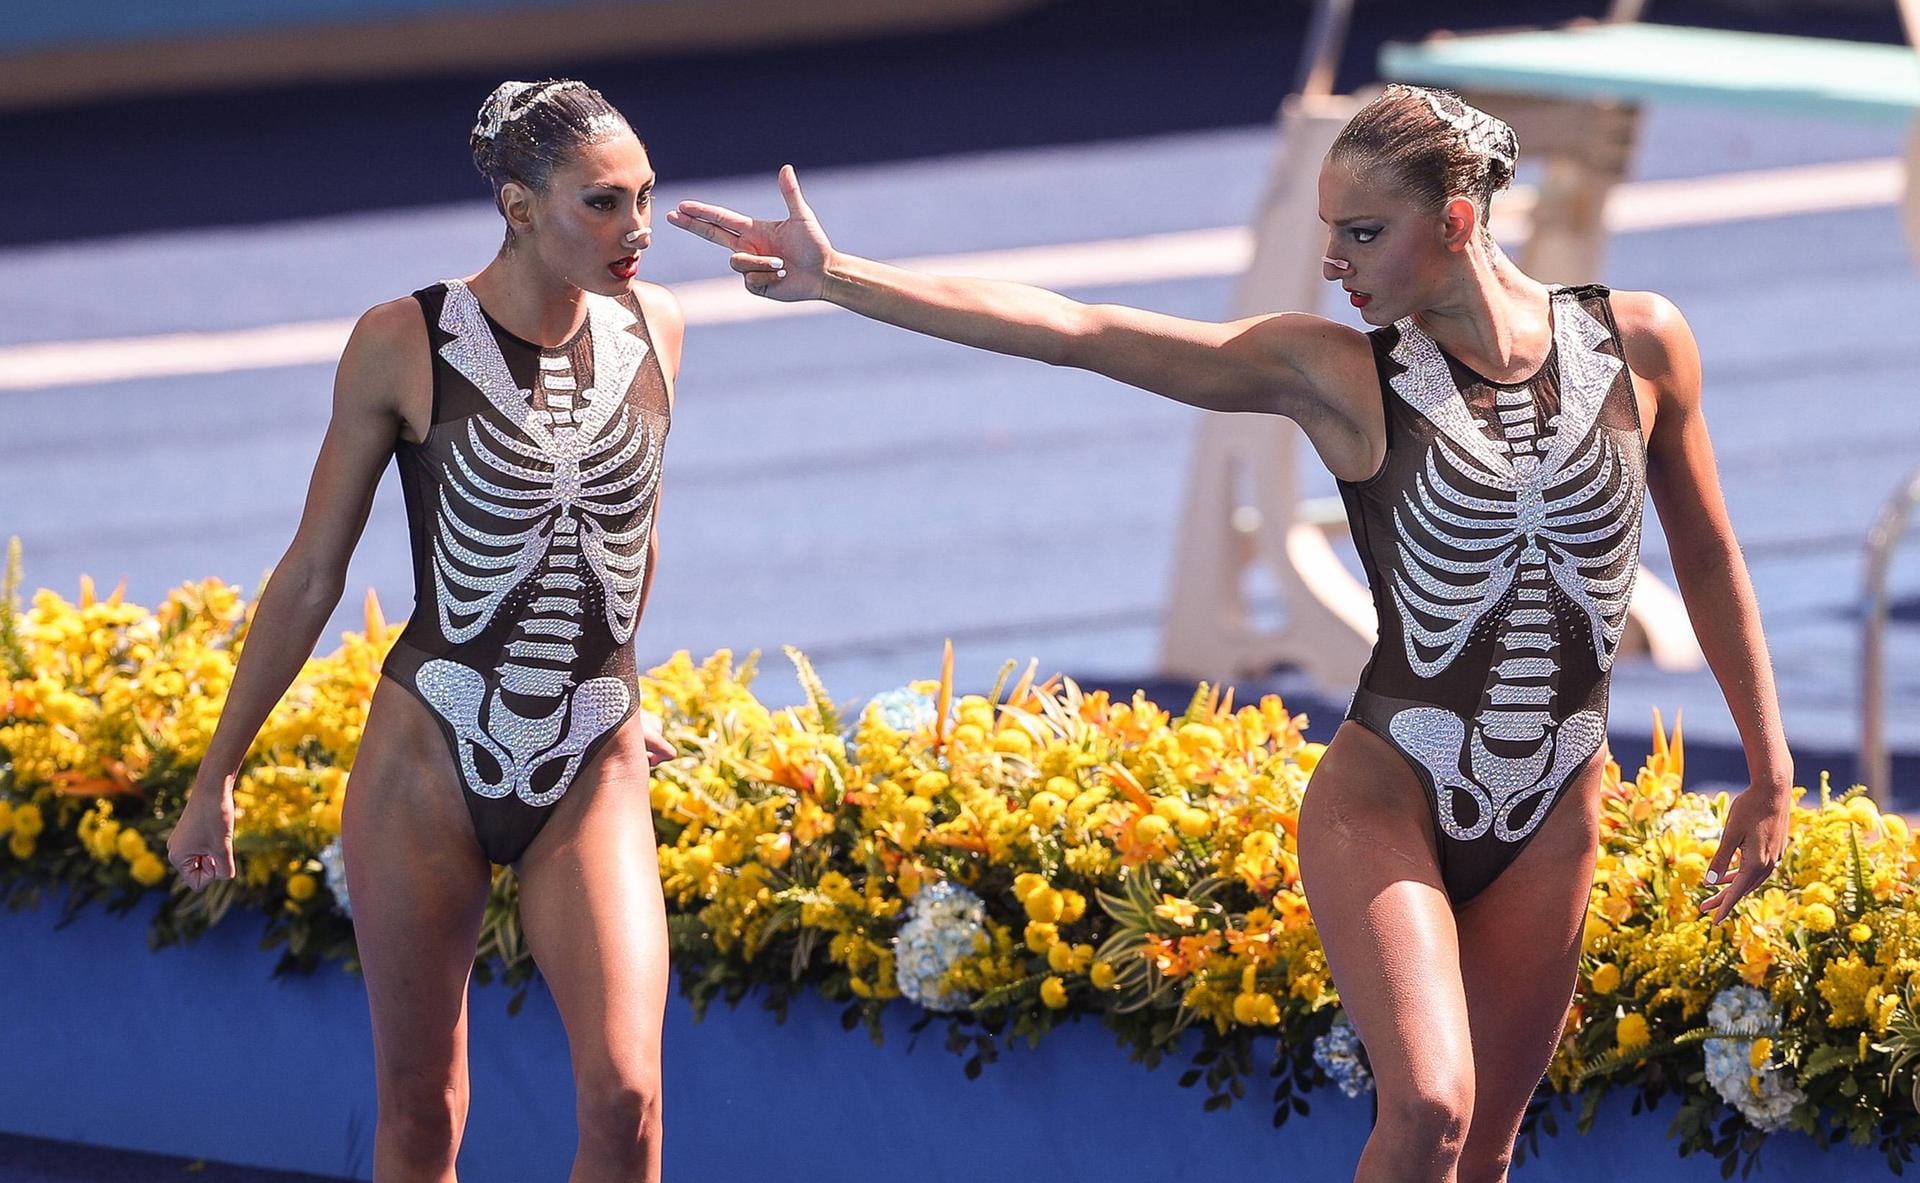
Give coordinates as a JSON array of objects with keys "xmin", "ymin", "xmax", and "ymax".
[
  {"xmin": 1330, "ymin": 84, "xmax": 1519, "ymax": 235},
  {"xmin": 470, "ymin": 79, "xmax": 634, "ymax": 242}
]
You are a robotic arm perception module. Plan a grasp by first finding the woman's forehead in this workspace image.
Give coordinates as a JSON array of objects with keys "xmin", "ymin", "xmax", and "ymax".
[{"xmin": 560, "ymin": 133, "xmax": 651, "ymax": 184}]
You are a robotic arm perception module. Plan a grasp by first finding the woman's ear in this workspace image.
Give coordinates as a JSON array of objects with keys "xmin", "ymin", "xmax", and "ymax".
[
  {"xmin": 1440, "ymin": 194, "xmax": 1480, "ymax": 253},
  {"xmin": 500, "ymin": 180, "xmax": 535, "ymax": 239}
]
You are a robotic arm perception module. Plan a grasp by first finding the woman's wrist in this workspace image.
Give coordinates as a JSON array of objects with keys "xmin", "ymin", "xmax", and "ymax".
[
  {"xmin": 1746, "ymin": 747, "xmax": 1793, "ymax": 796},
  {"xmin": 819, "ymin": 249, "xmax": 858, "ymax": 306}
]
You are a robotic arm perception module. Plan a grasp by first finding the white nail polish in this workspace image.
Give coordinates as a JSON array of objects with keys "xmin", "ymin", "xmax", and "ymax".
[
  {"xmin": 776, "ymin": 269, "xmax": 788, "ymax": 279},
  {"xmin": 1705, "ymin": 870, "xmax": 1719, "ymax": 884}
]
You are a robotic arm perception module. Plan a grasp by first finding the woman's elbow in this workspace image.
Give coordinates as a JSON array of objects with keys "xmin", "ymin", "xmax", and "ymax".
[
  {"xmin": 270, "ymin": 553, "xmax": 348, "ymax": 613},
  {"xmin": 1040, "ymin": 303, "xmax": 1099, "ymax": 368}
]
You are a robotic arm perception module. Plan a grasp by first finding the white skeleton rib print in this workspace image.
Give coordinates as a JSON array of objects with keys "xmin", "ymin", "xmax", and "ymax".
[
  {"xmin": 1382, "ymin": 290, "xmax": 1643, "ymax": 844},
  {"xmin": 415, "ymin": 279, "xmax": 664, "ymax": 808}
]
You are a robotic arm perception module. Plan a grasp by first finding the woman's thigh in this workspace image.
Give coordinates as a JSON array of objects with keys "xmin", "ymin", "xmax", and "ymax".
[
  {"xmin": 513, "ymin": 715, "xmax": 670, "ymax": 1092},
  {"xmin": 340, "ymin": 677, "xmax": 493, "ymax": 1094},
  {"xmin": 1453, "ymin": 751, "xmax": 1606, "ymax": 1161},
  {"xmin": 1297, "ymin": 721, "xmax": 1473, "ymax": 1105}
]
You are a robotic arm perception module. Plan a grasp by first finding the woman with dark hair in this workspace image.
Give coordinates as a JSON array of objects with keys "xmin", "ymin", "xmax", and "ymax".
[
  {"xmin": 168, "ymin": 78, "xmax": 680, "ymax": 1181},
  {"xmin": 670, "ymin": 84, "xmax": 1793, "ymax": 1180}
]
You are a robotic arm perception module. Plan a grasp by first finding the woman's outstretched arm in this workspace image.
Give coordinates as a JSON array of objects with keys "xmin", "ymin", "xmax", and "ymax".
[
  {"xmin": 165, "ymin": 298, "xmax": 422, "ymax": 890},
  {"xmin": 668, "ymin": 166, "xmax": 1378, "ymax": 458},
  {"xmin": 1617, "ymin": 289, "xmax": 1793, "ymax": 925}
]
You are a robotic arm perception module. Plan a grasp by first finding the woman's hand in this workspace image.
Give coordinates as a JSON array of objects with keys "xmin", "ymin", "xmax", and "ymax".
[
  {"xmin": 1698, "ymin": 782, "xmax": 1793, "ymax": 925},
  {"xmin": 165, "ymin": 773, "xmax": 237, "ymax": 892},
  {"xmin": 639, "ymin": 709, "xmax": 675, "ymax": 768},
  {"xmin": 667, "ymin": 164, "xmax": 830, "ymax": 302}
]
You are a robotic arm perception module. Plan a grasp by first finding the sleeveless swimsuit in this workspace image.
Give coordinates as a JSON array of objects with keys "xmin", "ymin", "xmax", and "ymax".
[
  {"xmin": 381, "ymin": 278, "xmax": 670, "ymax": 866},
  {"xmin": 1336, "ymin": 284, "xmax": 1646, "ymax": 907}
]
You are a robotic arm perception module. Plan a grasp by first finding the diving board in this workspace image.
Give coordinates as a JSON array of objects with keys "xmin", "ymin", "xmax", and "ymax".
[{"xmin": 1381, "ymin": 24, "xmax": 1920, "ymax": 124}]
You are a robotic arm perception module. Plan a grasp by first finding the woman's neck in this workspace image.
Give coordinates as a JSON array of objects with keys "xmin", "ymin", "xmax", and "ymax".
[
  {"xmin": 1412, "ymin": 244, "xmax": 1555, "ymax": 384},
  {"xmin": 468, "ymin": 251, "xmax": 591, "ymax": 348}
]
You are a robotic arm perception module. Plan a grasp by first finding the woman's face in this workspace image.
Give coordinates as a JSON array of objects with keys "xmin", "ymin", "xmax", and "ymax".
[
  {"xmin": 1316, "ymin": 156, "xmax": 1465, "ymax": 326},
  {"xmin": 511, "ymin": 130, "xmax": 656, "ymax": 296}
]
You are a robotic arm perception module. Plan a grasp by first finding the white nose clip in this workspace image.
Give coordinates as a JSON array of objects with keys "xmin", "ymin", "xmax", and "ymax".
[
  {"xmin": 1323, "ymin": 256, "xmax": 1350, "ymax": 272},
  {"xmin": 625, "ymin": 229, "xmax": 646, "ymax": 245}
]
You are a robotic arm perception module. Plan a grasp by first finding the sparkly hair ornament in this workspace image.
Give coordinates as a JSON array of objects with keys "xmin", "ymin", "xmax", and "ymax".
[
  {"xmin": 473, "ymin": 79, "xmax": 595, "ymax": 142},
  {"xmin": 1388, "ymin": 83, "xmax": 1517, "ymax": 169}
]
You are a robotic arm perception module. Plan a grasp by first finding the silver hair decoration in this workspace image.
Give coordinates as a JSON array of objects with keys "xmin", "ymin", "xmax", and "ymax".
[
  {"xmin": 1409, "ymin": 85, "xmax": 1516, "ymax": 168},
  {"xmin": 473, "ymin": 79, "xmax": 597, "ymax": 142}
]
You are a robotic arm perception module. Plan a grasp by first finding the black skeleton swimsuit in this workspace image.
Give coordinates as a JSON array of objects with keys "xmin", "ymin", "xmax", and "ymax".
[
  {"xmin": 382, "ymin": 278, "xmax": 669, "ymax": 866},
  {"xmin": 1336, "ymin": 284, "xmax": 1646, "ymax": 907}
]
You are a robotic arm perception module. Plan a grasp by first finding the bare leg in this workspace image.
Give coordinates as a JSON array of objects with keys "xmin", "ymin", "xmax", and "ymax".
[
  {"xmin": 1298, "ymin": 721, "xmax": 1476, "ymax": 1183},
  {"xmin": 1452, "ymin": 754, "xmax": 1606, "ymax": 1183},
  {"xmin": 515, "ymin": 714, "xmax": 670, "ymax": 1183},
  {"xmin": 341, "ymin": 678, "xmax": 493, "ymax": 1183}
]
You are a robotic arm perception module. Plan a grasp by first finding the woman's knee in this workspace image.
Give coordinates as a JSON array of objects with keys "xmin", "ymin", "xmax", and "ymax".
[
  {"xmin": 376, "ymin": 1067, "xmax": 466, "ymax": 1154},
  {"xmin": 577, "ymin": 1064, "xmax": 663, "ymax": 1151},
  {"xmin": 1378, "ymin": 1072, "xmax": 1475, "ymax": 1156}
]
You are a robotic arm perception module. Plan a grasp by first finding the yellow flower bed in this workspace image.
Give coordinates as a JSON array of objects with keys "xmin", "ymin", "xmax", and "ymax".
[{"xmin": 1, "ymin": 543, "xmax": 1916, "ymax": 1175}]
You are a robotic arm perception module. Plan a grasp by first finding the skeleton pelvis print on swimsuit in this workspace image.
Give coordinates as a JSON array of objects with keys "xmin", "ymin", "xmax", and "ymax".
[
  {"xmin": 414, "ymin": 280, "xmax": 662, "ymax": 808},
  {"xmin": 1370, "ymin": 290, "xmax": 1643, "ymax": 845}
]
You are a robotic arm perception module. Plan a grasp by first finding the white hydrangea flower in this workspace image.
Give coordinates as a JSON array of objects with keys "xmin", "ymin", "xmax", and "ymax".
[
  {"xmin": 318, "ymin": 836, "xmax": 351, "ymax": 919},
  {"xmin": 1703, "ymin": 985, "xmax": 1805, "ymax": 1131},
  {"xmin": 1656, "ymin": 795, "xmax": 1723, "ymax": 845},
  {"xmin": 865, "ymin": 687, "xmax": 938, "ymax": 735},
  {"xmin": 1313, "ymin": 1013, "xmax": 1374, "ymax": 1098},
  {"xmin": 893, "ymin": 880, "xmax": 985, "ymax": 1012}
]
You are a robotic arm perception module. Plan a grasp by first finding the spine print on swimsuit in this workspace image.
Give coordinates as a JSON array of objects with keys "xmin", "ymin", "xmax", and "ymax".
[
  {"xmin": 1384, "ymin": 292, "xmax": 1642, "ymax": 844},
  {"xmin": 414, "ymin": 280, "xmax": 661, "ymax": 808}
]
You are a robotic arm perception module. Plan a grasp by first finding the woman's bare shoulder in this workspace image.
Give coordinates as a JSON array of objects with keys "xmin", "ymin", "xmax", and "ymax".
[
  {"xmin": 333, "ymin": 295, "xmax": 432, "ymax": 430},
  {"xmin": 1606, "ymin": 289, "xmax": 1697, "ymax": 380}
]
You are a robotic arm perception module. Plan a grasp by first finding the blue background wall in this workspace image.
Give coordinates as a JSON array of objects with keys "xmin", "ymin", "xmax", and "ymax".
[{"xmin": 0, "ymin": 896, "xmax": 1887, "ymax": 1181}]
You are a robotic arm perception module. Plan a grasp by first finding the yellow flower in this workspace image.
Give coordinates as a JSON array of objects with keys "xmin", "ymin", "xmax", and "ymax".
[
  {"xmin": 993, "ymin": 728, "xmax": 1032, "ymax": 757},
  {"xmin": 115, "ymin": 827, "xmax": 147, "ymax": 863},
  {"xmin": 1026, "ymin": 790, "xmax": 1065, "ymax": 828},
  {"xmin": 1818, "ymin": 954, "xmax": 1876, "ymax": 1028},
  {"xmin": 11, "ymin": 803, "xmax": 42, "ymax": 840},
  {"xmin": 1589, "ymin": 963, "xmax": 1621, "ymax": 995},
  {"xmin": 1616, "ymin": 1012, "xmax": 1651, "ymax": 1052},
  {"xmin": 849, "ymin": 977, "xmax": 873, "ymax": 999},
  {"xmin": 0, "ymin": 800, "xmax": 12, "ymax": 834},
  {"xmin": 9, "ymin": 830, "xmax": 36, "ymax": 860},
  {"xmin": 1749, "ymin": 1037, "xmax": 1773, "ymax": 1069},
  {"xmin": 286, "ymin": 872, "xmax": 318, "ymax": 901},
  {"xmin": 1800, "ymin": 902, "xmax": 1837, "ymax": 933},
  {"xmin": 1090, "ymin": 960, "xmax": 1118, "ymax": 990},
  {"xmin": 1178, "ymin": 722, "xmax": 1225, "ymax": 753},
  {"xmin": 129, "ymin": 852, "xmax": 167, "ymax": 886},
  {"xmin": 1059, "ymin": 889, "xmax": 1087, "ymax": 925},
  {"xmin": 1233, "ymin": 991, "xmax": 1280, "ymax": 1026},
  {"xmin": 1153, "ymin": 895, "xmax": 1199, "ymax": 928},
  {"xmin": 911, "ymin": 771, "xmax": 950, "ymax": 798},
  {"xmin": 1176, "ymin": 806, "xmax": 1212, "ymax": 838},
  {"xmin": 1012, "ymin": 872, "xmax": 1047, "ymax": 903},
  {"xmin": 1039, "ymin": 976, "xmax": 1069, "ymax": 1009},
  {"xmin": 1134, "ymin": 814, "xmax": 1171, "ymax": 844},
  {"xmin": 1849, "ymin": 923, "xmax": 1873, "ymax": 944},
  {"xmin": 1294, "ymin": 742, "xmax": 1325, "ymax": 773},
  {"xmin": 1047, "ymin": 942, "xmax": 1094, "ymax": 974},
  {"xmin": 1024, "ymin": 887, "xmax": 1065, "ymax": 924},
  {"xmin": 1847, "ymin": 796, "xmax": 1880, "ymax": 830},
  {"xmin": 1024, "ymin": 921, "xmax": 1058, "ymax": 953}
]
